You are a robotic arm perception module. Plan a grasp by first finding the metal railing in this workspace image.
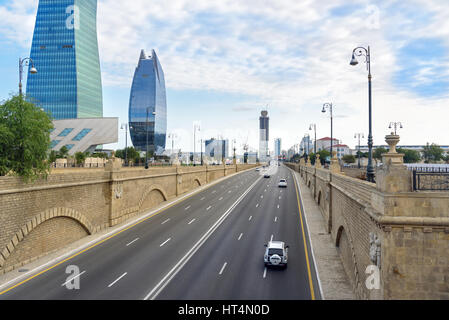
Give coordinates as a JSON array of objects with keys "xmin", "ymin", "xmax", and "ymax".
[{"xmin": 411, "ymin": 166, "xmax": 449, "ymax": 191}]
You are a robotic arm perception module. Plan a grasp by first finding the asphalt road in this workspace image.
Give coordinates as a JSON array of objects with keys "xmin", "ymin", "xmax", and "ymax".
[{"xmin": 0, "ymin": 164, "xmax": 320, "ymax": 300}]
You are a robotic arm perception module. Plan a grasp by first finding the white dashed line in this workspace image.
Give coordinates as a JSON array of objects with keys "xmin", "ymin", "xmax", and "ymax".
[
  {"xmin": 219, "ymin": 262, "xmax": 228, "ymax": 275},
  {"xmin": 188, "ymin": 219, "xmax": 196, "ymax": 225},
  {"xmin": 279, "ymin": 196, "xmax": 282, "ymax": 200},
  {"xmin": 275, "ymin": 217, "xmax": 278, "ymax": 222},
  {"xmin": 126, "ymin": 238, "xmax": 139, "ymax": 246},
  {"xmin": 263, "ymin": 268, "xmax": 267, "ymax": 279},
  {"xmin": 160, "ymin": 238, "xmax": 171, "ymax": 247},
  {"xmin": 270, "ymin": 235, "xmax": 274, "ymax": 241},
  {"xmin": 256, "ymin": 204, "xmax": 259, "ymax": 208},
  {"xmin": 206, "ymin": 206, "xmax": 212, "ymax": 211},
  {"xmin": 238, "ymin": 233, "xmax": 243, "ymax": 241},
  {"xmin": 200, "ymin": 197, "xmax": 205, "ymax": 201},
  {"xmin": 161, "ymin": 219, "xmax": 170, "ymax": 225},
  {"xmin": 61, "ymin": 271, "xmax": 85, "ymax": 287},
  {"xmin": 249, "ymin": 216, "xmax": 253, "ymax": 221},
  {"xmin": 277, "ymin": 205, "xmax": 280, "ymax": 209},
  {"xmin": 261, "ymin": 195, "xmax": 264, "ymax": 199},
  {"xmin": 185, "ymin": 205, "xmax": 191, "ymax": 210},
  {"xmin": 212, "ymin": 190, "xmax": 216, "ymax": 194},
  {"xmin": 219, "ymin": 197, "xmax": 223, "ymax": 201},
  {"xmin": 108, "ymin": 272, "xmax": 127, "ymax": 288}
]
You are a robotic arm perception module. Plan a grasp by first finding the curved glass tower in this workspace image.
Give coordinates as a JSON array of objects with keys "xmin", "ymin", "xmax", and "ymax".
[
  {"xmin": 26, "ymin": 0, "xmax": 103, "ymax": 120},
  {"xmin": 129, "ymin": 49, "xmax": 167, "ymax": 154}
]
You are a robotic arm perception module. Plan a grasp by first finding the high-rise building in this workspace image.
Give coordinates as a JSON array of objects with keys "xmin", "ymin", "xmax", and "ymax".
[
  {"xmin": 26, "ymin": 0, "xmax": 103, "ymax": 120},
  {"xmin": 259, "ymin": 110, "xmax": 269, "ymax": 162},
  {"xmin": 205, "ymin": 139, "xmax": 229, "ymax": 162},
  {"xmin": 274, "ymin": 138, "xmax": 282, "ymax": 159},
  {"xmin": 129, "ymin": 49, "xmax": 167, "ymax": 154}
]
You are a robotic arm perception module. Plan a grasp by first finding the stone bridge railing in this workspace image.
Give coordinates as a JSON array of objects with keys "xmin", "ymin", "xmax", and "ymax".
[
  {"xmin": 287, "ymin": 133, "xmax": 449, "ymax": 300},
  {"xmin": 0, "ymin": 161, "xmax": 258, "ymax": 274}
]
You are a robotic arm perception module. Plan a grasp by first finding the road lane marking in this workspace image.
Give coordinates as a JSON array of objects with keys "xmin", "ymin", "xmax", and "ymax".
[
  {"xmin": 249, "ymin": 216, "xmax": 253, "ymax": 221},
  {"xmin": 228, "ymin": 190, "xmax": 232, "ymax": 193},
  {"xmin": 160, "ymin": 238, "xmax": 171, "ymax": 247},
  {"xmin": 200, "ymin": 197, "xmax": 205, "ymax": 201},
  {"xmin": 185, "ymin": 205, "xmax": 191, "ymax": 210},
  {"xmin": 161, "ymin": 219, "xmax": 170, "ymax": 225},
  {"xmin": 279, "ymin": 196, "xmax": 282, "ymax": 200},
  {"xmin": 256, "ymin": 204, "xmax": 259, "ymax": 208},
  {"xmin": 143, "ymin": 175, "xmax": 263, "ymax": 300},
  {"xmin": 293, "ymin": 171, "xmax": 316, "ymax": 300},
  {"xmin": 270, "ymin": 235, "xmax": 274, "ymax": 241},
  {"xmin": 219, "ymin": 262, "xmax": 228, "ymax": 275},
  {"xmin": 264, "ymin": 189, "xmax": 267, "ymax": 192},
  {"xmin": 188, "ymin": 219, "xmax": 196, "ymax": 225},
  {"xmin": 263, "ymin": 268, "xmax": 267, "ymax": 279},
  {"xmin": 212, "ymin": 190, "xmax": 216, "ymax": 194},
  {"xmin": 275, "ymin": 217, "xmax": 278, "ymax": 222},
  {"xmin": 277, "ymin": 205, "xmax": 280, "ymax": 209},
  {"xmin": 219, "ymin": 197, "xmax": 223, "ymax": 201},
  {"xmin": 61, "ymin": 271, "xmax": 85, "ymax": 287},
  {"xmin": 108, "ymin": 272, "xmax": 127, "ymax": 288},
  {"xmin": 126, "ymin": 238, "xmax": 140, "ymax": 246},
  {"xmin": 261, "ymin": 195, "xmax": 263, "ymax": 199},
  {"xmin": 238, "ymin": 233, "xmax": 243, "ymax": 241},
  {"xmin": 206, "ymin": 206, "xmax": 212, "ymax": 211}
]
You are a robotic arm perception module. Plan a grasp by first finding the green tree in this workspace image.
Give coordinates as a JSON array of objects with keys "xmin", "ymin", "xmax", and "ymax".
[
  {"xmin": 0, "ymin": 95, "xmax": 53, "ymax": 181},
  {"xmin": 48, "ymin": 150, "xmax": 58, "ymax": 165},
  {"xmin": 317, "ymin": 149, "xmax": 331, "ymax": 165},
  {"xmin": 397, "ymin": 148, "xmax": 421, "ymax": 164},
  {"xmin": 74, "ymin": 151, "xmax": 87, "ymax": 166},
  {"xmin": 373, "ymin": 147, "xmax": 388, "ymax": 161},
  {"xmin": 422, "ymin": 143, "xmax": 444, "ymax": 163},
  {"xmin": 342, "ymin": 154, "xmax": 356, "ymax": 164},
  {"xmin": 58, "ymin": 146, "xmax": 69, "ymax": 159}
]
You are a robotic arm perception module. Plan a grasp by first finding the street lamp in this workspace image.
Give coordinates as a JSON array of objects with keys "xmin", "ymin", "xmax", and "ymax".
[
  {"xmin": 193, "ymin": 123, "xmax": 201, "ymax": 166},
  {"xmin": 388, "ymin": 122, "xmax": 403, "ymax": 135},
  {"xmin": 354, "ymin": 133, "xmax": 365, "ymax": 169},
  {"xmin": 322, "ymin": 103, "xmax": 333, "ymax": 158},
  {"xmin": 168, "ymin": 133, "xmax": 178, "ymax": 165},
  {"xmin": 309, "ymin": 124, "xmax": 317, "ymax": 155},
  {"xmin": 304, "ymin": 134, "xmax": 310, "ymax": 162},
  {"xmin": 145, "ymin": 108, "xmax": 156, "ymax": 169},
  {"xmin": 350, "ymin": 46, "xmax": 375, "ymax": 182},
  {"xmin": 19, "ymin": 57, "xmax": 37, "ymax": 96},
  {"xmin": 120, "ymin": 123, "xmax": 129, "ymax": 166}
]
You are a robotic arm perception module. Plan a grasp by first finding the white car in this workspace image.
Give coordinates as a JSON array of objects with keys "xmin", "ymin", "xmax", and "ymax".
[
  {"xmin": 264, "ymin": 241, "xmax": 288, "ymax": 268},
  {"xmin": 278, "ymin": 179, "xmax": 287, "ymax": 188}
]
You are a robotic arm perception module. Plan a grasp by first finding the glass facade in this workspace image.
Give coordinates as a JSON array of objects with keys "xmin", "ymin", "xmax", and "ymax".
[
  {"xmin": 26, "ymin": 0, "xmax": 103, "ymax": 120},
  {"xmin": 72, "ymin": 128, "xmax": 92, "ymax": 141},
  {"xmin": 129, "ymin": 49, "xmax": 167, "ymax": 154}
]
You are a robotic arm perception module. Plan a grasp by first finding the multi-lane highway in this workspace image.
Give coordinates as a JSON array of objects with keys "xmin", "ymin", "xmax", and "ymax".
[{"xmin": 0, "ymin": 164, "xmax": 321, "ymax": 300}]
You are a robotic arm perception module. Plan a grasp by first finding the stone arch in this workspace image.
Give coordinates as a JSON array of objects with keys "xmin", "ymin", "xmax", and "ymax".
[
  {"xmin": 138, "ymin": 184, "xmax": 168, "ymax": 212},
  {"xmin": 317, "ymin": 190, "xmax": 322, "ymax": 206},
  {"xmin": 336, "ymin": 225, "xmax": 345, "ymax": 247},
  {"xmin": 0, "ymin": 208, "xmax": 93, "ymax": 268},
  {"xmin": 308, "ymin": 179, "xmax": 311, "ymax": 188},
  {"xmin": 193, "ymin": 177, "xmax": 201, "ymax": 187}
]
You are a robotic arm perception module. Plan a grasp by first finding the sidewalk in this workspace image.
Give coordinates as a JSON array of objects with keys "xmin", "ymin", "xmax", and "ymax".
[{"xmin": 292, "ymin": 169, "xmax": 355, "ymax": 300}]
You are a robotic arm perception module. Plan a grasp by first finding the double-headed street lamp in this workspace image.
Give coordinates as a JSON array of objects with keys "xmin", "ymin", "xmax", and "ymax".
[
  {"xmin": 120, "ymin": 123, "xmax": 129, "ymax": 166},
  {"xmin": 350, "ymin": 46, "xmax": 375, "ymax": 182},
  {"xmin": 309, "ymin": 124, "xmax": 317, "ymax": 155},
  {"xmin": 168, "ymin": 133, "xmax": 178, "ymax": 165},
  {"xmin": 193, "ymin": 123, "xmax": 201, "ymax": 166},
  {"xmin": 19, "ymin": 57, "xmax": 37, "ymax": 96},
  {"xmin": 354, "ymin": 133, "xmax": 365, "ymax": 169},
  {"xmin": 304, "ymin": 133, "xmax": 310, "ymax": 161},
  {"xmin": 322, "ymin": 103, "xmax": 333, "ymax": 158},
  {"xmin": 389, "ymin": 122, "xmax": 403, "ymax": 135}
]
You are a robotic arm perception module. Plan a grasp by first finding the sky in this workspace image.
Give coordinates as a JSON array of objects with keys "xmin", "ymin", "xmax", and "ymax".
[{"xmin": 1, "ymin": 0, "xmax": 449, "ymax": 154}]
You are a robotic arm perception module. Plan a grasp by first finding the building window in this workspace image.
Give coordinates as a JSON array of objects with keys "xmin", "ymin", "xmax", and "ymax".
[
  {"xmin": 72, "ymin": 129, "xmax": 92, "ymax": 141},
  {"xmin": 65, "ymin": 144, "xmax": 75, "ymax": 151},
  {"xmin": 50, "ymin": 140, "xmax": 61, "ymax": 148},
  {"xmin": 58, "ymin": 128, "xmax": 74, "ymax": 137},
  {"xmin": 62, "ymin": 45, "xmax": 73, "ymax": 48}
]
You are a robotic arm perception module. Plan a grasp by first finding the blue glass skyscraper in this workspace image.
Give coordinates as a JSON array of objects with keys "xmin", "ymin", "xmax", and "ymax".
[
  {"xmin": 26, "ymin": 0, "xmax": 103, "ymax": 120},
  {"xmin": 129, "ymin": 49, "xmax": 167, "ymax": 154}
]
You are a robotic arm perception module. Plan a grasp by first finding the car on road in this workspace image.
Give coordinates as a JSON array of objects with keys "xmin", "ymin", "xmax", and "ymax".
[
  {"xmin": 256, "ymin": 168, "xmax": 261, "ymax": 172},
  {"xmin": 264, "ymin": 173, "xmax": 270, "ymax": 178},
  {"xmin": 278, "ymin": 179, "xmax": 287, "ymax": 188},
  {"xmin": 264, "ymin": 241, "xmax": 288, "ymax": 268}
]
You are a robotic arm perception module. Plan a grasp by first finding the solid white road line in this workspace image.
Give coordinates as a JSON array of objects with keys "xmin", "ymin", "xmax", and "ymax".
[
  {"xmin": 188, "ymin": 219, "xmax": 196, "ymax": 225},
  {"xmin": 143, "ymin": 175, "xmax": 262, "ymax": 300},
  {"xmin": 61, "ymin": 271, "xmax": 85, "ymax": 287},
  {"xmin": 108, "ymin": 272, "xmax": 127, "ymax": 288},
  {"xmin": 160, "ymin": 238, "xmax": 171, "ymax": 247},
  {"xmin": 219, "ymin": 262, "xmax": 228, "ymax": 275},
  {"xmin": 238, "ymin": 233, "xmax": 243, "ymax": 241},
  {"xmin": 126, "ymin": 238, "xmax": 140, "ymax": 246}
]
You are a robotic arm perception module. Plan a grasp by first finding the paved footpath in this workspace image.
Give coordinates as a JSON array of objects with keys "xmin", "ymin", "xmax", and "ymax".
[{"xmin": 289, "ymin": 168, "xmax": 355, "ymax": 300}]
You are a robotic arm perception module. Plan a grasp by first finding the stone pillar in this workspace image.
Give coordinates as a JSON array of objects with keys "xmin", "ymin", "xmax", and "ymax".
[
  {"xmin": 376, "ymin": 133, "xmax": 412, "ymax": 193},
  {"xmin": 306, "ymin": 156, "xmax": 312, "ymax": 167},
  {"xmin": 330, "ymin": 151, "xmax": 341, "ymax": 173},
  {"xmin": 105, "ymin": 152, "xmax": 123, "ymax": 226},
  {"xmin": 315, "ymin": 154, "xmax": 322, "ymax": 168},
  {"xmin": 176, "ymin": 166, "xmax": 182, "ymax": 196}
]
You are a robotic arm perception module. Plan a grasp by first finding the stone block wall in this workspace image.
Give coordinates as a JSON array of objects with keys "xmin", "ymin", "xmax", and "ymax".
[{"xmin": 0, "ymin": 163, "xmax": 257, "ymax": 274}]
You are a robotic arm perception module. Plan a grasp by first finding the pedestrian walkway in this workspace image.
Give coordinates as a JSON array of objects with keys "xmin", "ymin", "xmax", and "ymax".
[{"xmin": 291, "ymin": 169, "xmax": 355, "ymax": 300}]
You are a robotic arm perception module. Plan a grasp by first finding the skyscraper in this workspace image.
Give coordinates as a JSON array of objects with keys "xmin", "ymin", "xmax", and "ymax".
[
  {"xmin": 205, "ymin": 139, "xmax": 229, "ymax": 162},
  {"xmin": 129, "ymin": 49, "xmax": 167, "ymax": 154},
  {"xmin": 275, "ymin": 138, "xmax": 282, "ymax": 159},
  {"xmin": 259, "ymin": 110, "xmax": 269, "ymax": 162},
  {"xmin": 26, "ymin": 0, "xmax": 103, "ymax": 120}
]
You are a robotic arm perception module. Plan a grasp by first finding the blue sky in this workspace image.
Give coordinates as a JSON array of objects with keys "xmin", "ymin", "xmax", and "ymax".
[{"xmin": 1, "ymin": 0, "xmax": 449, "ymax": 153}]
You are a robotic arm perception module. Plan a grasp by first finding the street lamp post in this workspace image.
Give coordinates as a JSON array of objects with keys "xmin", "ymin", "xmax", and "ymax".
[
  {"xmin": 121, "ymin": 123, "xmax": 129, "ymax": 166},
  {"xmin": 322, "ymin": 103, "xmax": 333, "ymax": 159},
  {"xmin": 145, "ymin": 108, "xmax": 156, "ymax": 169},
  {"xmin": 389, "ymin": 122, "xmax": 403, "ymax": 135},
  {"xmin": 19, "ymin": 57, "xmax": 37, "ymax": 96},
  {"xmin": 193, "ymin": 124, "xmax": 200, "ymax": 166},
  {"xmin": 350, "ymin": 46, "xmax": 375, "ymax": 182},
  {"xmin": 200, "ymin": 139, "xmax": 204, "ymax": 166},
  {"xmin": 354, "ymin": 133, "xmax": 364, "ymax": 169}
]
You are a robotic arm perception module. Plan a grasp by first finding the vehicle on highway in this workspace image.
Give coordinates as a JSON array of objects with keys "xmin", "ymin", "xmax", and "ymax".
[
  {"xmin": 264, "ymin": 241, "xmax": 288, "ymax": 268},
  {"xmin": 278, "ymin": 179, "xmax": 287, "ymax": 188},
  {"xmin": 264, "ymin": 173, "xmax": 270, "ymax": 178},
  {"xmin": 256, "ymin": 168, "xmax": 261, "ymax": 172}
]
